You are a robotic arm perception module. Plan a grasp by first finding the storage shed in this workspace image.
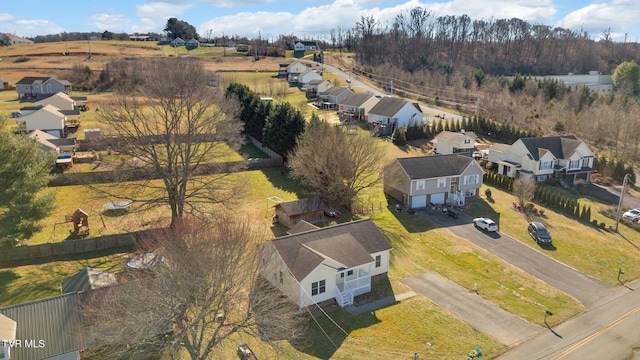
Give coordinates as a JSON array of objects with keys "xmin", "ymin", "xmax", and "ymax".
[{"xmin": 274, "ymin": 197, "xmax": 325, "ymax": 228}]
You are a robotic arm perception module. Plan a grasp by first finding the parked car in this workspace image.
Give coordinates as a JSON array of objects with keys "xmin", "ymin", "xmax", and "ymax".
[
  {"xmin": 528, "ymin": 221, "xmax": 552, "ymax": 244},
  {"xmin": 473, "ymin": 217, "xmax": 498, "ymax": 232},
  {"xmin": 10, "ymin": 111, "xmax": 21, "ymax": 118},
  {"xmin": 324, "ymin": 208, "xmax": 341, "ymax": 218},
  {"xmin": 622, "ymin": 208, "xmax": 640, "ymax": 221}
]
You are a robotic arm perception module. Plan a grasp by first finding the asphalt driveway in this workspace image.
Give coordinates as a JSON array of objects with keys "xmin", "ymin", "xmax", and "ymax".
[{"xmin": 423, "ymin": 209, "xmax": 614, "ymax": 308}]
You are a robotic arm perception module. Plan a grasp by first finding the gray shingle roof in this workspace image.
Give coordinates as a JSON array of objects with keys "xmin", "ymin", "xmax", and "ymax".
[
  {"xmin": 0, "ymin": 293, "xmax": 86, "ymax": 360},
  {"xmin": 16, "ymin": 76, "xmax": 51, "ymax": 85},
  {"xmin": 319, "ymin": 86, "xmax": 351, "ymax": 97},
  {"xmin": 435, "ymin": 131, "xmax": 478, "ymax": 142},
  {"xmin": 276, "ymin": 197, "xmax": 325, "ymax": 216},
  {"xmin": 269, "ymin": 219, "xmax": 392, "ymax": 281},
  {"xmin": 339, "ymin": 92, "xmax": 377, "ymax": 107},
  {"xmin": 396, "ymin": 154, "xmax": 475, "ymax": 179},
  {"xmin": 519, "ymin": 135, "xmax": 581, "ymax": 161},
  {"xmin": 369, "ymin": 97, "xmax": 421, "ymax": 117},
  {"xmin": 286, "ymin": 220, "xmax": 320, "ymax": 235},
  {"xmin": 61, "ymin": 267, "xmax": 118, "ymax": 294}
]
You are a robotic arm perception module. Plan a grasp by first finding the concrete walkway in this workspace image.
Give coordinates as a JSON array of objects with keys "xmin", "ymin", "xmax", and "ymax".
[
  {"xmin": 345, "ymin": 291, "xmax": 417, "ymax": 315},
  {"xmin": 402, "ymin": 272, "xmax": 543, "ymax": 346}
]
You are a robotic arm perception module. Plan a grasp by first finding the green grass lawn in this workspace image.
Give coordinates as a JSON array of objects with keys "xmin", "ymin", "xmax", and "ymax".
[{"xmin": 0, "ymin": 249, "xmax": 129, "ymax": 307}]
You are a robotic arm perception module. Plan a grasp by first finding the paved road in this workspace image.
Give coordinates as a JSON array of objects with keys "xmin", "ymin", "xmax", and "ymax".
[
  {"xmin": 424, "ymin": 210, "xmax": 614, "ymax": 308},
  {"xmin": 496, "ymin": 278, "xmax": 640, "ymax": 360},
  {"xmin": 402, "ymin": 272, "xmax": 543, "ymax": 346}
]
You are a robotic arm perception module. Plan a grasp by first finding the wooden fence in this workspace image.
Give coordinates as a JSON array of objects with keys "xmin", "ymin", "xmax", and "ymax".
[
  {"xmin": 248, "ymin": 136, "xmax": 283, "ymax": 161},
  {"xmin": 0, "ymin": 230, "xmax": 157, "ymax": 266}
]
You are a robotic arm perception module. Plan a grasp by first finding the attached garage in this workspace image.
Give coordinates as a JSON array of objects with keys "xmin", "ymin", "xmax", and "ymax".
[
  {"xmin": 411, "ymin": 195, "xmax": 427, "ymax": 209},
  {"xmin": 429, "ymin": 193, "xmax": 445, "ymax": 205}
]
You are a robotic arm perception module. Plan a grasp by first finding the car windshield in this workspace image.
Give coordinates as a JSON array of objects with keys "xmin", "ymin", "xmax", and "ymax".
[
  {"xmin": 536, "ymin": 229, "xmax": 549, "ymax": 236},
  {"xmin": 630, "ymin": 210, "xmax": 640, "ymax": 215}
]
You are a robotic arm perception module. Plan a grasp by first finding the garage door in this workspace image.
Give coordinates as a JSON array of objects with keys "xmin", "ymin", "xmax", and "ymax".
[
  {"xmin": 411, "ymin": 195, "xmax": 427, "ymax": 209},
  {"xmin": 430, "ymin": 193, "xmax": 445, "ymax": 205}
]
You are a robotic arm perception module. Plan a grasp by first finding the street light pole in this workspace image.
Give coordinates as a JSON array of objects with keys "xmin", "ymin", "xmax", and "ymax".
[
  {"xmin": 615, "ymin": 173, "xmax": 631, "ymax": 232},
  {"xmin": 544, "ymin": 310, "xmax": 553, "ymax": 327},
  {"xmin": 618, "ymin": 268, "xmax": 625, "ymax": 284}
]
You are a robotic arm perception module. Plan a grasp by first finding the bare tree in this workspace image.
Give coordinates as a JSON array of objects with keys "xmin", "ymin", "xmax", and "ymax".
[
  {"xmin": 83, "ymin": 217, "xmax": 306, "ymax": 360},
  {"xmin": 96, "ymin": 58, "xmax": 245, "ymax": 226},
  {"xmin": 513, "ymin": 178, "xmax": 536, "ymax": 207},
  {"xmin": 288, "ymin": 121, "xmax": 384, "ymax": 210}
]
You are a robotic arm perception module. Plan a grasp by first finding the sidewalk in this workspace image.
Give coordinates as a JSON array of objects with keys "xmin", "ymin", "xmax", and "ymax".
[{"xmin": 345, "ymin": 291, "xmax": 417, "ymax": 315}]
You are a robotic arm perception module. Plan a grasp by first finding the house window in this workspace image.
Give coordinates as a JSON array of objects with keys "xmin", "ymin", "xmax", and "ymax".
[
  {"xmin": 539, "ymin": 161, "xmax": 553, "ymax": 170},
  {"xmin": 416, "ymin": 180, "xmax": 426, "ymax": 190},
  {"xmin": 347, "ymin": 270, "xmax": 354, "ymax": 276},
  {"xmin": 279, "ymin": 271, "xmax": 283, "ymax": 285},
  {"xmin": 375, "ymin": 255, "xmax": 382, "ymax": 268},
  {"xmin": 464, "ymin": 174, "xmax": 479, "ymax": 185},
  {"xmin": 437, "ymin": 178, "xmax": 447, "ymax": 188},
  {"xmin": 569, "ymin": 159, "xmax": 580, "ymax": 169},
  {"xmin": 536, "ymin": 175, "xmax": 548, "ymax": 182},
  {"xmin": 311, "ymin": 280, "xmax": 326, "ymax": 296},
  {"xmin": 464, "ymin": 138, "xmax": 470, "ymax": 144}
]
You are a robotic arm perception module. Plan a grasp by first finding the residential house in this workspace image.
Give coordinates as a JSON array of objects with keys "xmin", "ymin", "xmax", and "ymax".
[
  {"xmin": 384, "ymin": 154, "xmax": 485, "ymax": 208},
  {"xmin": 317, "ymin": 86, "xmax": 353, "ymax": 110},
  {"xmin": 0, "ymin": 293, "xmax": 87, "ymax": 360},
  {"xmin": 487, "ymin": 135, "xmax": 595, "ymax": 185},
  {"xmin": 0, "ymin": 78, "xmax": 9, "ymax": 91},
  {"xmin": 338, "ymin": 93, "xmax": 379, "ymax": 122},
  {"xmin": 61, "ymin": 267, "xmax": 118, "ymax": 294},
  {"xmin": 275, "ymin": 197, "xmax": 326, "ymax": 228},
  {"xmin": 0, "ymin": 33, "xmax": 33, "ymax": 45},
  {"xmin": 258, "ymin": 219, "xmax": 392, "ymax": 308},
  {"xmin": 286, "ymin": 62, "xmax": 309, "ymax": 83},
  {"xmin": 226, "ymin": 40, "xmax": 236, "ymax": 48},
  {"xmin": 185, "ymin": 38, "xmax": 200, "ymax": 48},
  {"xmin": 286, "ymin": 220, "xmax": 320, "ymax": 235},
  {"xmin": 170, "ymin": 37, "xmax": 185, "ymax": 47},
  {"xmin": 431, "ymin": 130, "xmax": 479, "ymax": 156},
  {"xmin": 20, "ymin": 104, "xmax": 66, "ymax": 137},
  {"xmin": 15, "ymin": 77, "xmax": 71, "ymax": 100},
  {"xmin": 36, "ymin": 92, "xmax": 76, "ymax": 111},
  {"xmin": 305, "ymin": 79, "xmax": 332, "ymax": 99},
  {"xmin": 368, "ymin": 97, "xmax": 424, "ymax": 136},
  {"xmin": 293, "ymin": 41, "xmax": 317, "ymax": 51},
  {"xmin": 0, "ymin": 314, "xmax": 16, "ymax": 360},
  {"xmin": 297, "ymin": 69, "xmax": 323, "ymax": 87},
  {"xmin": 26, "ymin": 129, "xmax": 76, "ymax": 153}
]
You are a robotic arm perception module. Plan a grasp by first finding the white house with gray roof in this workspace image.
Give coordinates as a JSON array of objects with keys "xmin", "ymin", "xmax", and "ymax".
[
  {"xmin": 488, "ymin": 135, "xmax": 595, "ymax": 185},
  {"xmin": 384, "ymin": 154, "xmax": 485, "ymax": 208},
  {"xmin": 258, "ymin": 219, "xmax": 392, "ymax": 308},
  {"xmin": 368, "ymin": 97, "xmax": 424, "ymax": 136}
]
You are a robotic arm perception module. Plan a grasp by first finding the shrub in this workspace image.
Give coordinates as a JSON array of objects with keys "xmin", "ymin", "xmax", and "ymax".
[
  {"xmin": 537, "ymin": 208, "xmax": 545, "ymax": 216},
  {"xmin": 484, "ymin": 188, "xmax": 492, "ymax": 199},
  {"xmin": 592, "ymin": 219, "xmax": 598, "ymax": 227},
  {"xmin": 599, "ymin": 222, "xmax": 606, "ymax": 229}
]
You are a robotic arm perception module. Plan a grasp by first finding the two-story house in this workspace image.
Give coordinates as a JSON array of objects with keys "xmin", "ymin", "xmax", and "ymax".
[
  {"xmin": 258, "ymin": 219, "xmax": 392, "ymax": 308},
  {"xmin": 488, "ymin": 135, "xmax": 595, "ymax": 185},
  {"xmin": 384, "ymin": 154, "xmax": 485, "ymax": 208},
  {"xmin": 293, "ymin": 41, "xmax": 317, "ymax": 51},
  {"xmin": 368, "ymin": 97, "xmax": 424, "ymax": 136},
  {"xmin": 338, "ymin": 93, "xmax": 379, "ymax": 122},
  {"xmin": 317, "ymin": 86, "xmax": 354, "ymax": 109},
  {"xmin": 15, "ymin": 77, "xmax": 72, "ymax": 100},
  {"xmin": 432, "ymin": 130, "xmax": 479, "ymax": 156}
]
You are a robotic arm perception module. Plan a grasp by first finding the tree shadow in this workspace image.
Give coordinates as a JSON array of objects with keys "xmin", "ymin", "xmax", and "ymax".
[
  {"xmin": 0, "ymin": 270, "xmax": 20, "ymax": 297},
  {"xmin": 260, "ymin": 167, "xmax": 314, "ymax": 199}
]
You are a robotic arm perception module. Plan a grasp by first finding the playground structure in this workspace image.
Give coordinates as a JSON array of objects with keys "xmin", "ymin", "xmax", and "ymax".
[{"xmin": 66, "ymin": 208, "xmax": 90, "ymax": 237}]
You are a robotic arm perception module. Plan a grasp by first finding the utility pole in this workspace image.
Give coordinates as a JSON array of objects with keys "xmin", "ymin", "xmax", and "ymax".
[{"xmin": 614, "ymin": 173, "xmax": 631, "ymax": 232}]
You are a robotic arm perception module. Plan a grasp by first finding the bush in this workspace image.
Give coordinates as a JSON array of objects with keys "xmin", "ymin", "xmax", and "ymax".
[
  {"xmin": 592, "ymin": 219, "xmax": 598, "ymax": 227},
  {"xmin": 484, "ymin": 188, "xmax": 492, "ymax": 199},
  {"xmin": 599, "ymin": 222, "xmax": 606, "ymax": 229}
]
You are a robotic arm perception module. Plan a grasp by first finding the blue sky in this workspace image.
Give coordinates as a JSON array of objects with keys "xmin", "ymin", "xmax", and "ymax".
[{"xmin": 1, "ymin": 0, "xmax": 639, "ymax": 42}]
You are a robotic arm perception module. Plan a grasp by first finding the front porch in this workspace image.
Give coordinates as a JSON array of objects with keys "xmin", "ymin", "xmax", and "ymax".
[{"xmin": 335, "ymin": 267, "xmax": 371, "ymax": 307}]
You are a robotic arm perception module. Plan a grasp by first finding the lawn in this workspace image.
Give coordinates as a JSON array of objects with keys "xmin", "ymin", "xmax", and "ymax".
[{"xmin": 0, "ymin": 249, "xmax": 130, "ymax": 307}]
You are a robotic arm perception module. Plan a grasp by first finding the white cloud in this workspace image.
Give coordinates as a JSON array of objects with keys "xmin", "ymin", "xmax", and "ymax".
[
  {"xmin": 87, "ymin": 13, "xmax": 132, "ymax": 32},
  {"xmin": 556, "ymin": 1, "xmax": 640, "ymax": 40},
  {"xmin": 10, "ymin": 20, "xmax": 65, "ymax": 38}
]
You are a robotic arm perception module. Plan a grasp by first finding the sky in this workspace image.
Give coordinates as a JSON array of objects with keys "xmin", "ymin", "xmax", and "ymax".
[{"xmin": 1, "ymin": 0, "xmax": 639, "ymax": 43}]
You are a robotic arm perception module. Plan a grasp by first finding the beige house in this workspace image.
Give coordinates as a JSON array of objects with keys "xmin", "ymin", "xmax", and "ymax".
[
  {"xmin": 21, "ymin": 104, "xmax": 66, "ymax": 137},
  {"xmin": 432, "ymin": 130, "xmax": 478, "ymax": 156},
  {"xmin": 258, "ymin": 219, "xmax": 392, "ymax": 308},
  {"xmin": 338, "ymin": 93, "xmax": 379, "ymax": 121},
  {"xmin": 384, "ymin": 154, "xmax": 485, "ymax": 208},
  {"xmin": 488, "ymin": 135, "xmax": 595, "ymax": 185},
  {"xmin": 36, "ymin": 92, "xmax": 76, "ymax": 111}
]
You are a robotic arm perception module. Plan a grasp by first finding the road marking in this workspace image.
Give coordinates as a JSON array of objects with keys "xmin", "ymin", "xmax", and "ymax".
[{"xmin": 552, "ymin": 305, "xmax": 640, "ymax": 359}]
